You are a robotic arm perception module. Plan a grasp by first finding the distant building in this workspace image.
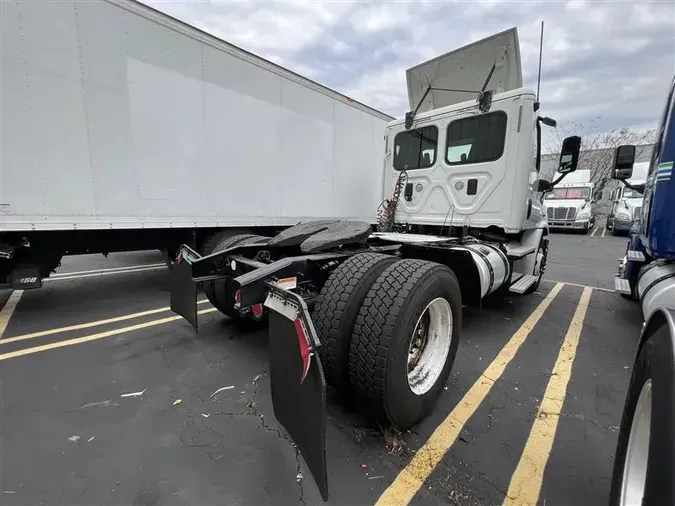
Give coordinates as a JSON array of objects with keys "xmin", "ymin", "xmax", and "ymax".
[{"xmin": 541, "ymin": 144, "xmax": 654, "ymax": 215}]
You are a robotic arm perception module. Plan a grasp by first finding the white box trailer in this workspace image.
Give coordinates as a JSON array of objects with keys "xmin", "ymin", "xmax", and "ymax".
[{"xmin": 0, "ymin": 0, "xmax": 393, "ymax": 288}]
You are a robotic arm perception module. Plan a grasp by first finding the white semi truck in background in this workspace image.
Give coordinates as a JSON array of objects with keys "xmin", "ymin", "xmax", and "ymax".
[
  {"xmin": 543, "ymin": 168, "xmax": 598, "ymax": 233},
  {"xmin": 0, "ymin": 0, "xmax": 393, "ymax": 290},
  {"xmin": 605, "ymin": 161, "xmax": 647, "ymax": 236}
]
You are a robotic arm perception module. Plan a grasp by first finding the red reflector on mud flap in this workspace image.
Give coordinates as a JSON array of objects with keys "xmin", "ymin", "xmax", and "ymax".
[{"xmin": 293, "ymin": 317, "xmax": 312, "ymax": 384}]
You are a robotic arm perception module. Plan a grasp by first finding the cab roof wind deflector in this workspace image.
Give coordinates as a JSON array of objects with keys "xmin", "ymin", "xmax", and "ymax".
[
  {"xmin": 404, "ymin": 64, "xmax": 497, "ymax": 130},
  {"xmin": 404, "ymin": 27, "xmax": 522, "ymax": 130}
]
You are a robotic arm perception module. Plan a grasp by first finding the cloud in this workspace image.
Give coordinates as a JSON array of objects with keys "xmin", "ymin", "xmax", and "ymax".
[{"xmin": 144, "ymin": 0, "xmax": 674, "ymax": 134}]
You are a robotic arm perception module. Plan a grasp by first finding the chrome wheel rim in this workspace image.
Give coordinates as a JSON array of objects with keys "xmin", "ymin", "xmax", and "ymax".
[
  {"xmin": 620, "ymin": 378, "xmax": 652, "ymax": 506},
  {"xmin": 407, "ymin": 297, "xmax": 453, "ymax": 396}
]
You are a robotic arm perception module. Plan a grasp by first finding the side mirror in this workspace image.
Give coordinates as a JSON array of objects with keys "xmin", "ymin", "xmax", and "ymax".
[
  {"xmin": 613, "ymin": 145, "xmax": 636, "ymax": 180},
  {"xmin": 558, "ymin": 136, "xmax": 581, "ymax": 174},
  {"xmin": 538, "ymin": 116, "xmax": 557, "ymax": 128},
  {"xmin": 534, "ymin": 179, "xmax": 552, "ymax": 193}
]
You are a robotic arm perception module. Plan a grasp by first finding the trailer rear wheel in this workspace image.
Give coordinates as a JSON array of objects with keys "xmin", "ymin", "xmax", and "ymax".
[
  {"xmin": 312, "ymin": 253, "xmax": 398, "ymax": 393},
  {"xmin": 349, "ymin": 259, "xmax": 461, "ymax": 429},
  {"xmin": 201, "ymin": 233, "xmax": 267, "ymax": 320}
]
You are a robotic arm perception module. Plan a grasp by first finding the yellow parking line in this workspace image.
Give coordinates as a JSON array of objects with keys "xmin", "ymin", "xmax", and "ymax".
[
  {"xmin": 543, "ymin": 279, "xmax": 613, "ymax": 293},
  {"xmin": 590, "ymin": 227, "xmax": 599, "ymax": 237},
  {"xmin": 0, "ymin": 299, "xmax": 209, "ymax": 345},
  {"xmin": 0, "ymin": 308, "xmax": 217, "ymax": 361},
  {"xmin": 374, "ymin": 282, "xmax": 565, "ymax": 506},
  {"xmin": 0, "ymin": 290, "xmax": 24, "ymax": 338},
  {"xmin": 503, "ymin": 287, "xmax": 593, "ymax": 506},
  {"xmin": 601, "ymin": 226, "xmax": 607, "ymax": 238}
]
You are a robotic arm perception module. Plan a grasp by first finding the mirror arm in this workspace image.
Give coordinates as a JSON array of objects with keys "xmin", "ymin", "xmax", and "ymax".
[
  {"xmin": 621, "ymin": 180, "xmax": 645, "ymax": 194},
  {"xmin": 539, "ymin": 172, "xmax": 569, "ymax": 203},
  {"xmin": 551, "ymin": 172, "xmax": 568, "ymax": 186}
]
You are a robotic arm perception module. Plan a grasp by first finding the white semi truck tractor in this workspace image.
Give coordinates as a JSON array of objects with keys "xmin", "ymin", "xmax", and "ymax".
[
  {"xmin": 606, "ymin": 162, "xmax": 648, "ymax": 236},
  {"xmin": 170, "ymin": 28, "xmax": 583, "ymax": 499},
  {"xmin": 543, "ymin": 168, "xmax": 599, "ymax": 233}
]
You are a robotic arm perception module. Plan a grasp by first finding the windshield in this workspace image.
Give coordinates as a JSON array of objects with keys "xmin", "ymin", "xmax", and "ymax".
[
  {"xmin": 545, "ymin": 187, "xmax": 591, "ymax": 200},
  {"xmin": 623, "ymin": 188, "xmax": 643, "ymax": 199}
]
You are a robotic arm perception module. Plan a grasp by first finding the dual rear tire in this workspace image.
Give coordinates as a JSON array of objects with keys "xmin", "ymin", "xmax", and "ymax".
[{"xmin": 313, "ymin": 254, "xmax": 462, "ymax": 430}]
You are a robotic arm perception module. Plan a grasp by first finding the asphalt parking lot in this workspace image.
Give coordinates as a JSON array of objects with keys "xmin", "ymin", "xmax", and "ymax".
[{"xmin": 0, "ymin": 230, "xmax": 641, "ymax": 506}]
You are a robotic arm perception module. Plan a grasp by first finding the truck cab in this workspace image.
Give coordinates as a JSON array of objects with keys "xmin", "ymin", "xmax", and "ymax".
[
  {"xmin": 613, "ymin": 76, "xmax": 675, "ymax": 299},
  {"xmin": 605, "ymin": 164, "xmax": 646, "ymax": 235},
  {"xmin": 542, "ymin": 169, "xmax": 597, "ymax": 233},
  {"xmin": 380, "ymin": 28, "xmax": 576, "ymax": 249}
]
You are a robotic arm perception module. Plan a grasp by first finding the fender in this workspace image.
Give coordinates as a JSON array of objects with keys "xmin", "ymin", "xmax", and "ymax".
[{"xmin": 512, "ymin": 226, "xmax": 546, "ymax": 276}]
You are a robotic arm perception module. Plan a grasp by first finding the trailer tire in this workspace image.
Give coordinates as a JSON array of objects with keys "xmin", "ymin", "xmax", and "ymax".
[
  {"xmin": 200, "ymin": 230, "xmax": 251, "ymax": 257},
  {"xmin": 609, "ymin": 318, "xmax": 675, "ymax": 506},
  {"xmin": 349, "ymin": 259, "xmax": 461, "ymax": 429},
  {"xmin": 312, "ymin": 253, "xmax": 398, "ymax": 393},
  {"xmin": 201, "ymin": 233, "xmax": 266, "ymax": 319}
]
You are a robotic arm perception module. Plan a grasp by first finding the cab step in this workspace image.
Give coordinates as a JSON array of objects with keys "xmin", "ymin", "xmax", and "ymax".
[
  {"xmin": 509, "ymin": 274, "xmax": 539, "ymax": 294},
  {"xmin": 504, "ymin": 242, "xmax": 536, "ymax": 259},
  {"xmin": 627, "ymin": 250, "xmax": 645, "ymax": 262},
  {"xmin": 614, "ymin": 277, "xmax": 632, "ymax": 295}
]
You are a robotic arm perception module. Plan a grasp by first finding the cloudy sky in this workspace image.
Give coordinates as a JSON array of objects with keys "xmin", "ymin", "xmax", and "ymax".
[{"xmin": 145, "ymin": 0, "xmax": 673, "ymax": 138}]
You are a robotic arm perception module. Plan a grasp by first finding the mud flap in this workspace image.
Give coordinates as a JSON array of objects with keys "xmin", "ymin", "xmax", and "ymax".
[
  {"xmin": 9, "ymin": 266, "xmax": 42, "ymax": 290},
  {"xmin": 170, "ymin": 256, "xmax": 199, "ymax": 332},
  {"xmin": 264, "ymin": 284, "xmax": 329, "ymax": 501}
]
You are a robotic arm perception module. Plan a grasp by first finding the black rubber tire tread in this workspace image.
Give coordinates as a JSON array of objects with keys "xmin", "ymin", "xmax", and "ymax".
[
  {"xmin": 524, "ymin": 234, "xmax": 548, "ymax": 295},
  {"xmin": 201, "ymin": 233, "xmax": 256, "ymax": 310},
  {"xmin": 349, "ymin": 258, "xmax": 462, "ymax": 429},
  {"xmin": 201, "ymin": 233, "xmax": 260, "ymax": 316},
  {"xmin": 213, "ymin": 234, "xmax": 270, "ymax": 318},
  {"xmin": 609, "ymin": 317, "xmax": 675, "ymax": 506},
  {"xmin": 200, "ymin": 231, "xmax": 248, "ymax": 257},
  {"xmin": 312, "ymin": 253, "xmax": 398, "ymax": 393}
]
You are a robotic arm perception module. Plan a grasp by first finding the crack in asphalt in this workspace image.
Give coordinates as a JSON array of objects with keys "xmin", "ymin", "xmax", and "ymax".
[
  {"xmin": 155, "ymin": 339, "xmax": 307, "ymax": 505},
  {"xmin": 244, "ymin": 371, "xmax": 306, "ymax": 506},
  {"xmin": 170, "ymin": 368, "xmax": 307, "ymax": 505}
]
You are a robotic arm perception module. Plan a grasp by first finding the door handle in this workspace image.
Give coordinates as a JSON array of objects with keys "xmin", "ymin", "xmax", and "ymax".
[{"xmin": 404, "ymin": 183, "xmax": 413, "ymax": 201}]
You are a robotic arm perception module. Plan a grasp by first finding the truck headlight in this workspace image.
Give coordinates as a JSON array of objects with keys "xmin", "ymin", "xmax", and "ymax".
[
  {"xmin": 577, "ymin": 212, "xmax": 589, "ymax": 220},
  {"xmin": 618, "ymin": 212, "xmax": 631, "ymax": 220}
]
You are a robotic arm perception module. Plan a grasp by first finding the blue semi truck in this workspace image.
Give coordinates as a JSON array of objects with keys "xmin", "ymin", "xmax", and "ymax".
[{"xmin": 609, "ymin": 75, "xmax": 675, "ymax": 506}]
